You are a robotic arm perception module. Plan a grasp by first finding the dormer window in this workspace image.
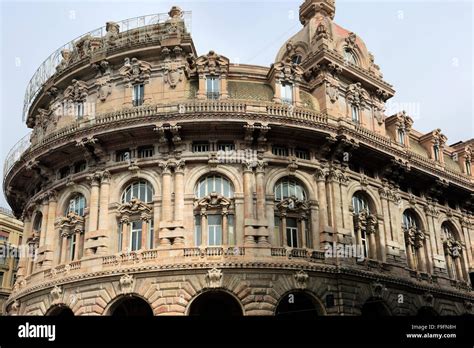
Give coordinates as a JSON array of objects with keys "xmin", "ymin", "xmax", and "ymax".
[
  {"xmin": 76, "ymin": 102, "xmax": 84, "ymax": 119},
  {"xmin": 398, "ymin": 129, "xmax": 405, "ymax": 145},
  {"xmin": 351, "ymin": 105, "xmax": 360, "ymax": 123},
  {"xmin": 133, "ymin": 84, "xmax": 144, "ymax": 106},
  {"xmin": 344, "ymin": 49, "xmax": 357, "ymax": 65},
  {"xmin": 206, "ymin": 76, "xmax": 219, "ymax": 99},
  {"xmin": 281, "ymin": 83, "xmax": 293, "ymax": 104},
  {"xmin": 433, "ymin": 144, "xmax": 440, "ymax": 161}
]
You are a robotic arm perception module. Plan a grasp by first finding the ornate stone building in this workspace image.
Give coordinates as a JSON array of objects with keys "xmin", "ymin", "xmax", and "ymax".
[
  {"xmin": 0, "ymin": 208, "xmax": 23, "ymax": 315},
  {"xmin": 3, "ymin": 1, "xmax": 474, "ymax": 316}
]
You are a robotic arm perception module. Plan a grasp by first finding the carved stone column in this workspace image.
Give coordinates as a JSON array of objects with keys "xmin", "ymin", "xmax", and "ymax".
[
  {"xmin": 222, "ymin": 209, "xmax": 228, "ymax": 245},
  {"xmin": 315, "ymin": 169, "xmax": 328, "ymax": 230},
  {"xmin": 255, "ymin": 162, "xmax": 266, "ymax": 221},
  {"xmin": 299, "ymin": 217, "xmax": 307, "ymax": 248},
  {"xmin": 60, "ymin": 232, "xmax": 68, "ymax": 264},
  {"xmin": 88, "ymin": 173, "xmax": 100, "ymax": 231},
  {"xmin": 174, "ymin": 161, "xmax": 185, "ymax": 222},
  {"xmin": 39, "ymin": 198, "xmax": 49, "ymax": 247},
  {"xmin": 161, "ymin": 164, "xmax": 173, "ymax": 222},
  {"xmin": 201, "ymin": 210, "xmax": 208, "ymax": 246},
  {"xmin": 243, "ymin": 163, "xmax": 254, "ymax": 221},
  {"xmin": 98, "ymin": 171, "xmax": 111, "ymax": 231},
  {"xmin": 281, "ymin": 213, "xmax": 287, "ymax": 247}
]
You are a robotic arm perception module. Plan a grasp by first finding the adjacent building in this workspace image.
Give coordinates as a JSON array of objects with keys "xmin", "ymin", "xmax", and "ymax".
[
  {"xmin": 2, "ymin": 1, "xmax": 473, "ymax": 316},
  {"xmin": 0, "ymin": 208, "xmax": 23, "ymax": 315}
]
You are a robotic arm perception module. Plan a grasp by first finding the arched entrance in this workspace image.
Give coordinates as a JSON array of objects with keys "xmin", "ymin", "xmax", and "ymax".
[
  {"xmin": 46, "ymin": 305, "xmax": 74, "ymax": 317},
  {"xmin": 275, "ymin": 291, "xmax": 324, "ymax": 318},
  {"xmin": 188, "ymin": 290, "xmax": 243, "ymax": 316},
  {"xmin": 109, "ymin": 296, "xmax": 153, "ymax": 316},
  {"xmin": 361, "ymin": 298, "xmax": 391, "ymax": 317},
  {"xmin": 416, "ymin": 306, "xmax": 438, "ymax": 318}
]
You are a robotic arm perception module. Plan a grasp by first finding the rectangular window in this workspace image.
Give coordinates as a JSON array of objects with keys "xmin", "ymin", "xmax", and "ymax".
[
  {"xmin": 206, "ymin": 76, "xmax": 219, "ymax": 99},
  {"xmin": 194, "ymin": 215, "xmax": 202, "ymax": 246},
  {"xmin": 398, "ymin": 129, "xmax": 405, "ymax": 145},
  {"xmin": 281, "ymin": 83, "xmax": 293, "ymax": 104},
  {"xmin": 351, "ymin": 105, "xmax": 360, "ymax": 123},
  {"xmin": 118, "ymin": 223, "xmax": 123, "ymax": 252},
  {"xmin": 286, "ymin": 218, "xmax": 298, "ymax": 248},
  {"xmin": 207, "ymin": 215, "xmax": 222, "ymax": 246},
  {"xmin": 192, "ymin": 142, "xmax": 210, "ymax": 153},
  {"xmin": 433, "ymin": 145, "xmax": 440, "ymax": 161},
  {"xmin": 116, "ymin": 149, "xmax": 131, "ymax": 162},
  {"xmin": 361, "ymin": 230, "xmax": 368, "ymax": 258},
  {"xmin": 138, "ymin": 146, "xmax": 154, "ymax": 159},
  {"xmin": 148, "ymin": 220, "xmax": 154, "ymax": 249},
  {"xmin": 59, "ymin": 166, "xmax": 70, "ymax": 179},
  {"xmin": 217, "ymin": 143, "xmax": 235, "ymax": 151},
  {"xmin": 133, "ymin": 84, "xmax": 144, "ymax": 106},
  {"xmin": 0, "ymin": 272, "xmax": 3, "ymax": 287},
  {"xmin": 76, "ymin": 102, "xmax": 84, "ymax": 119},
  {"xmin": 130, "ymin": 221, "xmax": 142, "ymax": 251},
  {"xmin": 295, "ymin": 148, "xmax": 310, "ymax": 160},
  {"xmin": 466, "ymin": 161, "xmax": 472, "ymax": 175},
  {"xmin": 69, "ymin": 234, "xmax": 77, "ymax": 261},
  {"xmin": 272, "ymin": 146, "xmax": 289, "ymax": 157}
]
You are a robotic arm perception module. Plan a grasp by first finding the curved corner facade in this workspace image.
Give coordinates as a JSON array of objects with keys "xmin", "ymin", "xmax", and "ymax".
[{"xmin": 2, "ymin": 2, "xmax": 474, "ymax": 316}]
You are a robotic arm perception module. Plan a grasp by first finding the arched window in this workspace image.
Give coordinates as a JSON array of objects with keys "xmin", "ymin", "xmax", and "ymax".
[
  {"xmin": 118, "ymin": 180, "xmax": 155, "ymax": 252},
  {"xmin": 121, "ymin": 180, "xmax": 154, "ymax": 203},
  {"xmin": 65, "ymin": 194, "xmax": 86, "ymax": 216},
  {"xmin": 402, "ymin": 209, "xmax": 427, "ymax": 272},
  {"xmin": 442, "ymin": 222, "xmax": 466, "ymax": 282},
  {"xmin": 274, "ymin": 178, "xmax": 310, "ymax": 249},
  {"xmin": 195, "ymin": 175, "xmax": 234, "ymax": 199},
  {"xmin": 352, "ymin": 192, "xmax": 377, "ymax": 259},
  {"xmin": 403, "ymin": 210, "xmax": 418, "ymax": 229},
  {"xmin": 343, "ymin": 49, "xmax": 357, "ymax": 65},
  {"xmin": 194, "ymin": 175, "xmax": 234, "ymax": 247},
  {"xmin": 274, "ymin": 178, "xmax": 306, "ymax": 201},
  {"xmin": 32, "ymin": 213, "xmax": 43, "ymax": 232},
  {"xmin": 352, "ymin": 193, "xmax": 369, "ymax": 214}
]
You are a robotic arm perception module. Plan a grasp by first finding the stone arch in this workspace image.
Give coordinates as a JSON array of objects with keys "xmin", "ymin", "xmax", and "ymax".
[
  {"xmin": 334, "ymin": 35, "xmax": 370, "ymax": 70},
  {"xmin": 274, "ymin": 289, "xmax": 326, "ymax": 317},
  {"xmin": 401, "ymin": 205, "xmax": 428, "ymax": 232},
  {"xmin": 346, "ymin": 182, "xmax": 382, "ymax": 214},
  {"xmin": 360, "ymin": 297, "xmax": 392, "ymax": 317},
  {"xmin": 57, "ymin": 184, "xmax": 90, "ymax": 217},
  {"xmin": 111, "ymin": 170, "xmax": 161, "ymax": 204},
  {"xmin": 439, "ymin": 216, "xmax": 464, "ymax": 242},
  {"xmin": 45, "ymin": 304, "xmax": 74, "ymax": 317},
  {"xmin": 185, "ymin": 165, "xmax": 243, "ymax": 196},
  {"xmin": 186, "ymin": 288, "xmax": 245, "ymax": 316},
  {"xmin": 356, "ymin": 283, "xmax": 397, "ymax": 316},
  {"xmin": 105, "ymin": 293, "xmax": 154, "ymax": 316},
  {"xmin": 265, "ymin": 168, "xmax": 317, "ymax": 201}
]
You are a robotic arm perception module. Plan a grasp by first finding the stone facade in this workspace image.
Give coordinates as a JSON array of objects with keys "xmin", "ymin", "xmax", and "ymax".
[
  {"xmin": 2, "ymin": 1, "xmax": 474, "ymax": 316},
  {"xmin": 0, "ymin": 208, "xmax": 23, "ymax": 315}
]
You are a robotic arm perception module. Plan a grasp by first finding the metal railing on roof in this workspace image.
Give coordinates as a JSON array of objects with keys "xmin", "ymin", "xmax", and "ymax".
[{"xmin": 22, "ymin": 11, "xmax": 192, "ymax": 122}]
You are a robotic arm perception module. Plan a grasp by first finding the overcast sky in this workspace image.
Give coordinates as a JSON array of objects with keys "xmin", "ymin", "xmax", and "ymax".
[{"xmin": 0, "ymin": 0, "xmax": 473, "ymax": 210}]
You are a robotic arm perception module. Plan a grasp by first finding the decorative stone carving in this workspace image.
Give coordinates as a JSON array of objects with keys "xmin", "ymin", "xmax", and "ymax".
[
  {"xmin": 195, "ymin": 50, "xmax": 229, "ymax": 76},
  {"xmin": 443, "ymin": 237, "xmax": 463, "ymax": 258},
  {"xmin": 346, "ymin": 82, "xmax": 369, "ymax": 107},
  {"xmin": 119, "ymin": 274, "xmax": 135, "ymax": 294},
  {"xmin": 9, "ymin": 300, "xmax": 20, "ymax": 316},
  {"xmin": 206, "ymin": 268, "xmax": 223, "ymax": 288},
  {"xmin": 196, "ymin": 193, "xmax": 232, "ymax": 211},
  {"xmin": 353, "ymin": 211, "xmax": 378, "ymax": 235},
  {"xmin": 50, "ymin": 285, "xmax": 62, "ymax": 303},
  {"xmin": 326, "ymin": 80, "xmax": 339, "ymax": 103},
  {"xmin": 117, "ymin": 198, "xmax": 152, "ymax": 224},
  {"xmin": 64, "ymin": 79, "xmax": 88, "ymax": 103},
  {"xmin": 404, "ymin": 226, "xmax": 425, "ymax": 249},
  {"xmin": 56, "ymin": 212, "xmax": 85, "ymax": 236},
  {"xmin": 294, "ymin": 270, "xmax": 309, "ymax": 289},
  {"xmin": 423, "ymin": 292, "xmax": 434, "ymax": 306},
  {"xmin": 57, "ymin": 49, "xmax": 72, "ymax": 72},
  {"xmin": 96, "ymin": 76, "xmax": 112, "ymax": 102},
  {"xmin": 371, "ymin": 282, "xmax": 385, "ymax": 298},
  {"xmin": 119, "ymin": 57, "xmax": 152, "ymax": 86},
  {"xmin": 104, "ymin": 21, "xmax": 120, "ymax": 46},
  {"xmin": 163, "ymin": 61, "xmax": 185, "ymax": 88},
  {"xmin": 272, "ymin": 57, "xmax": 304, "ymax": 84},
  {"xmin": 345, "ymin": 32, "xmax": 357, "ymax": 50}
]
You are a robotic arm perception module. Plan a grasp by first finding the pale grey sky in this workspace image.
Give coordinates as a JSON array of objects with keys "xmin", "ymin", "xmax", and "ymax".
[{"xmin": 1, "ymin": 0, "xmax": 473, "ymax": 209}]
